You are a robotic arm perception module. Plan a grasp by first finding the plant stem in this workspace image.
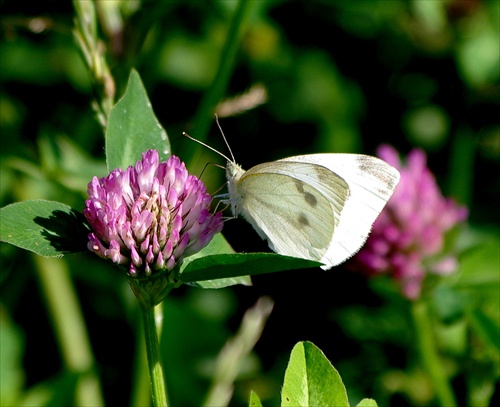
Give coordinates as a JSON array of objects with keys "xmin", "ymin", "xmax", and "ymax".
[
  {"xmin": 142, "ymin": 304, "xmax": 168, "ymax": 407},
  {"xmin": 72, "ymin": 0, "xmax": 115, "ymax": 130},
  {"xmin": 34, "ymin": 256, "xmax": 104, "ymax": 406},
  {"xmin": 130, "ymin": 309, "xmax": 152, "ymax": 407},
  {"xmin": 411, "ymin": 299, "xmax": 457, "ymax": 407}
]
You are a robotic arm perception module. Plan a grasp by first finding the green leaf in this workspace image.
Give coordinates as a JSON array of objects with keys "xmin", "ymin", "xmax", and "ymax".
[
  {"xmin": 183, "ymin": 233, "xmax": 235, "ymax": 262},
  {"xmin": 356, "ymin": 398, "xmax": 378, "ymax": 407},
  {"xmin": 281, "ymin": 341, "xmax": 349, "ymax": 407},
  {"xmin": 249, "ymin": 390, "xmax": 263, "ymax": 407},
  {"xmin": 181, "ymin": 233, "xmax": 252, "ymax": 288},
  {"xmin": 470, "ymin": 308, "xmax": 500, "ymax": 353},
  {"xmin": 0, "ymin": 200, "xmax": 89, "ymax": 257},
  {"xmin": 189, "ymin": 276, "xmax": 251, "ymax": 290},
  {"xmin": 105, "ymin": 69, "xmax": 170, "ymax": 172},
  {"xmin": 179, "ymin": 253, "xmax": 321, "ymax": 285}
]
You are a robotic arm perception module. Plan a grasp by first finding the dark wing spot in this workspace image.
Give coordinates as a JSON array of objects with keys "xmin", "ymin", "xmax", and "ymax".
[
  {"xmin": 303, "ymin": 191, "xmax": 317, "ymax": 207},
  {"xmin": 297, "ymin": 213, "xmax": 309, "ymax": 227},
  {"xmin": 294, "ymin": 181, "xmax": 317, "ymax": 207}
]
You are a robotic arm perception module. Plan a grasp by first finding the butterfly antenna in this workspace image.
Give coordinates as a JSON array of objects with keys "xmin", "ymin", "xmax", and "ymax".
[
  {"xmin": 182, "ymin": 131, "xmax": 232, "ymax": 163},
  {"xmin": 215, "ymin": 114, "xmax": 236, "ymax": 163},
  {"xmin": 199, "ymin": 161, "xmax": 225, "ymax": 180}
]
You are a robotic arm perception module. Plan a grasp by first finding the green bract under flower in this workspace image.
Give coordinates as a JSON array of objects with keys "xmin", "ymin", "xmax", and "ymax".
[{"xmin": 83, "ymin": 150, "xmax": 223, "ymax": 278}]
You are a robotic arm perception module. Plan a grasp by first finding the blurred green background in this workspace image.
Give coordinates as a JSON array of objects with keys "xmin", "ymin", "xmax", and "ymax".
[{"xmin": 1, "ymin": 1, "xmax": 498, "ymax": 406}]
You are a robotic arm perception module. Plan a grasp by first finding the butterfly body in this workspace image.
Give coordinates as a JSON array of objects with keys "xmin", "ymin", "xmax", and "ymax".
[{"xmin": 226, "ymin": 154, "xmax": 400, "ymax": 270}]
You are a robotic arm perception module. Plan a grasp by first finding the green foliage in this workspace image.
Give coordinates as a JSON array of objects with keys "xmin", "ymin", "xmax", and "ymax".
[
  {"xmin": 106, "ymin": 70, "xmax": 170, "ymax": 171},
  {"xmin": 182, "ymin": 232, "xmax": 252, "ymax": 289},
  {"xmin": 252, "ymin": 341, "xmax": 380, "ymax": 407},
  {"xmin": 282, "ymin": 341, "xmax": 349, "ymax": 407},
  {"xmin": 0, "ymin": 200, "xmax": 88, "ymax": 257},
  {"xmin": 248, "ymin": 390, "xmax": 263, "ymax": 407},
  {"xmin": 180, "ymin": 253, "xmax": 321, "ymax": 286},
  {"xmin": 356, "ymin": 398, "xmax": 379, "ymax": 407}
]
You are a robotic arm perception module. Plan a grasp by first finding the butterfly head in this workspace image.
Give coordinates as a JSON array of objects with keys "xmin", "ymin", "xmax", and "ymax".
[{"xmin": 225, "ymin": 161, "xmax": 246, "ymax": 217}]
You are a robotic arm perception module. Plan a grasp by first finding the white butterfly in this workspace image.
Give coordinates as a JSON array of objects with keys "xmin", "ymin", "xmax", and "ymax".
[
  {"xmin": 184, "ymin": 130, "xmax": 400, "ymax": 270},
  {"xmin": 225, "ymin": 154, "xmax": 400, "ymax": 269}
]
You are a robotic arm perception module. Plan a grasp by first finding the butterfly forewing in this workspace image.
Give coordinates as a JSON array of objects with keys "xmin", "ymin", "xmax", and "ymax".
[
  {"xmin": 235, "ymin": 162, "xmax": 350, "ymax": 263},
  {"xmin": 279, "ymin": 154, "xmax": 400, "ymax": 267}
]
